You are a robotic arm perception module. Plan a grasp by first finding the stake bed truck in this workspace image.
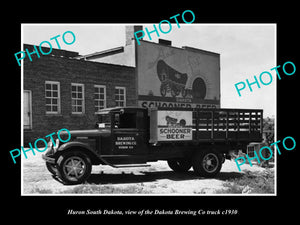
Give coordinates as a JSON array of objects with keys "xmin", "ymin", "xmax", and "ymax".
[{"xmin": 42, "ymin": 107, "xmax": 263, "ymax": 184}]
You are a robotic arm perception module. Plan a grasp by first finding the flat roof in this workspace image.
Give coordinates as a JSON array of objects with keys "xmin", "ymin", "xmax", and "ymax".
[
  {"xmin": 74, "ymin": 46, "xmax": 124, "ymax": 60},
  {"xmin": 139, "ymin": 40, "xmax": 220, "ymax": 56}
]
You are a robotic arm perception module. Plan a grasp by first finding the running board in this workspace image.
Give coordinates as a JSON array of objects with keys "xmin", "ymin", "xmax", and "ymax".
[
  {"xmin": 98, "ymin": 155, "xmax": 150, "ymax": 169},
  {"xmin": 113, "ymin": 164, "xmax": 151, "ymax": 168}
]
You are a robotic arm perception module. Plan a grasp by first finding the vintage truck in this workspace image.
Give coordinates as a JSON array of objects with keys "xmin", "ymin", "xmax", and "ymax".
[{"xmin": 42, "ymin": 107, "xmax": 263, "ymax": 184}]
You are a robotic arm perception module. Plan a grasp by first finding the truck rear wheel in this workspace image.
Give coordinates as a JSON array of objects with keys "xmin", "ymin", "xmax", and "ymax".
[
  {"xmin": 57, "ymin": 151, "xmax": 92, "ymax": 185},
  {"xmin": 167, "ymin": 159, "xmax": 192, "ymax": 172},
  {"xmin": 192, "ymin": 151, "xmax": 222, "ymax": 177}
]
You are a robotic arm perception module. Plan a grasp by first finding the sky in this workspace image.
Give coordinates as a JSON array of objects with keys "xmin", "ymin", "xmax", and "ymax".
[{"xmin": 22, "ymin": 24, "xmax": 276, "ymax": 117}]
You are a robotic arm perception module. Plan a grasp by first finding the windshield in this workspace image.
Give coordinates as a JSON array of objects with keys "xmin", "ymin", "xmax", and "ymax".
[{"xmin": 97, "ymin": 114, "xmax": 111, "ymax": 128}]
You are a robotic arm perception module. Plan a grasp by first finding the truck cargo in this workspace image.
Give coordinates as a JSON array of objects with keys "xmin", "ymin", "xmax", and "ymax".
[{"xmin": 42, "ymin": 106, "xmax": 263, "ymax": 184}]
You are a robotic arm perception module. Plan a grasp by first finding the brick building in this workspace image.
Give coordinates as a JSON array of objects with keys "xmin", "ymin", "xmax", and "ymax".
[
  {"xmin": 23, "ymin": 44, "xmax": 136, "ymax": 144},
  {"xmin": 23, "ymin": 25, "xmax": 220, "ymax": 144}
]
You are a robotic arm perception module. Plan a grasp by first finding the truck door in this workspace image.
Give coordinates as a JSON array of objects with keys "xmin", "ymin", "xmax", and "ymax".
[{"xmin": 112, "ymin": 109, "xmax": 148, "ymax": 156}]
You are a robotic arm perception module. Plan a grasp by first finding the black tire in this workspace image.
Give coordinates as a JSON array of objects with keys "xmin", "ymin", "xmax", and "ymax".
[
  {"xmin": 220, "ymin": 153, "xmax": 226, "ymax": 164},
  {"xmin": 170, "ymin": 88, "xmax": 177, "ymax": 97},
  {"xmin": 46, "ymin": 162, "xmax": 58, "ymax": 176},
  {"xmin": 181, "ymin": 88, "xmax": 187, "ymax": 98},
  {"xmin": 167, "ymin": 158, "xmax": 192, "ymax": 172},
  {"xmin": 160, "ymin": 84, "xmax": 167, "ymax": 97},
  {"xmin": 192, "ymin": 151, "xmax": 222, "ymax": 177},
  {"xmin": 57, "ymin": 151, "xmax": 92, "ymax": 185}
]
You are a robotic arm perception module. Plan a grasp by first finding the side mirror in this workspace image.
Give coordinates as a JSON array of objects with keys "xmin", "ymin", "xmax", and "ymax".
[{"xmin": 114, "ymin": 113, "xmax": 120, "ymax": 128}]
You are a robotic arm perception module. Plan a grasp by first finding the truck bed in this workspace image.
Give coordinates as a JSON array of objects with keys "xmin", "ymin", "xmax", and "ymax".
[
  {"xmin": 193, "ymin": 108, "xmax": 263, "ymax": 142},
  {"xmin": 150, "ymin": 108, "xmax": 263, "ymax": 144}
]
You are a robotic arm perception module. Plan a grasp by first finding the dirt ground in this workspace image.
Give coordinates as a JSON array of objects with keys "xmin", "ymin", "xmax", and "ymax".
[{"xmin": 21, "ymin": 153, "xmax": 274, "ymax": 195}]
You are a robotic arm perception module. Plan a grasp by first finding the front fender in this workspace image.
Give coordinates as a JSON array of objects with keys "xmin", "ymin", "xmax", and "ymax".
[
  {"xmin": 58, "ymin": 141, "xmax": 94, "ymax": 152},
  {"xmin": 56, "ymin": 141, "xmax": 101, "ymax": 165}
]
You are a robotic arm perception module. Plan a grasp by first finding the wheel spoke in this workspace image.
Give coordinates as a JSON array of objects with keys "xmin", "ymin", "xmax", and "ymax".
[
  {"xmin": 67, "ymin": 167, "xmax": 74, "ymax": 176},
  {"xmin": 75, "ymin": 164, "xmax": 84, "ymax": 177},
  {"xmin": 71, "ymin": 159, "xmax": 76, "ymax": 167},
  {"xmin": 74, "ymin": 160, "xmax": 81, "ymax": 167},
  {"xmin": 65, "ymin": 165, "xmax": 73, "ymax": 169},
  {"xmin": 73, "ymin": 167, "xmax": 79, "ymax": 178}
]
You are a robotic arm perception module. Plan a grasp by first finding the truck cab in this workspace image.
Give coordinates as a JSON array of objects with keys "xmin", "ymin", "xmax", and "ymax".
[
  {"xmin": 42, "ymin": 107, "xmax": 150, "ymax": 184},
  {"xmin": 96, "ymin": 107, "xmax": 149, "ymax": 163}
]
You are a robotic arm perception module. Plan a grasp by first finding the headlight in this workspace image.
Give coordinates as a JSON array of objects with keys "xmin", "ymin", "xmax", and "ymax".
[
  {"xmin": 45, "ymin": 141, "xmax": 53, "ymax": 156},
  {"xmin": 53, "ymin": 138, "xmax": 60, "ymax": 152}
]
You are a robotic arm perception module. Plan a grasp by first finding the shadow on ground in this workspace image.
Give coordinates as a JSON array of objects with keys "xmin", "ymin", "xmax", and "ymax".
[{"xmin": 85, "ymin": 170, "xmax": 243, "ymax": 185}]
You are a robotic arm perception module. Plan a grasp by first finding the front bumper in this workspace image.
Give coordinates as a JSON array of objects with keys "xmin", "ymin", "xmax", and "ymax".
[
  {"xmin": 41, "ymin": 139, "xmax": 59, "ymax": 164},
  {"xmin": 42, "ymin": 154, "xmax": 55, "ymax": 164}
]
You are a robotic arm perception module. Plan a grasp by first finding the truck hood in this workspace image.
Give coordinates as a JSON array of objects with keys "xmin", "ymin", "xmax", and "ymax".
[{"xmin": 60, "ymin": 129, "xmax": 111, "ymax": 138}]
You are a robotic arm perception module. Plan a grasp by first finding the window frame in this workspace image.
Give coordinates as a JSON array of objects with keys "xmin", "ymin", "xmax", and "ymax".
[
  {"xmin": 115, "ymin": 86, "xmax": 126, "ymax": 107},
  {"xmin": 94, "ymin": 84, "xmax": 106, "ymax": 114},
  {"xmin": 45, "ymin": 81, "xmax": 61, "ymax": 114},
  {"xmin": 71, "ymin": 83, "xmax": 85, "ymax": 114}
]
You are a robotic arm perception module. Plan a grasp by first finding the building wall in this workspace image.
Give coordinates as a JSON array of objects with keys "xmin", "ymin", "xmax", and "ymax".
[{"xmin": 23, "ymin": 45, "xmax": 136, "ymax": 144}]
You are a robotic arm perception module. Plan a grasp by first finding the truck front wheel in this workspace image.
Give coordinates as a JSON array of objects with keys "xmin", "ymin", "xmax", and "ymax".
[
  {"xmin": 192, "ymin": 151, "xmax": 222, "ymax": 177},
  {"xmin": 57, "ymin": 151, "xmax": 92, "ymax": 185},
  {"xmin": 167, "ymin": 159, "xmax": 192, "ymax": 172},
  {"xmin": 46, "ymin": 162, "xmax": 57, "ymax": 176}
]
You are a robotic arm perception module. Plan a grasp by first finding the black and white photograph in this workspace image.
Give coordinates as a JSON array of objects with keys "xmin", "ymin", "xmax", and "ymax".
[{"xmin": 21, "ymin": 23, "xmax": 276, "ymax": 195}]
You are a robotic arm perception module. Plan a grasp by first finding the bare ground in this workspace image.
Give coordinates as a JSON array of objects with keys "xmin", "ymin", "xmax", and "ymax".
[{"xmin": 21, "ymin": 153, "xmax": 274, "ymax": 195}]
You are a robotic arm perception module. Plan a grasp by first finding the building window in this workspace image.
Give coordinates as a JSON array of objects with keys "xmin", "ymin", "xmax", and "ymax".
[
  {"xmin": 94, "ymin": 85, "xmax": 106, "ymax": 113},
  {"xmin": 71, "ymin": 83, "xmax": 85, "ymax": 114},
  {"xmin": 115, "ymin": 86, "xmax": 126, "ymax": 107},
  {"xmin": 45, "ymin": 81, "xmax": 60, "ymax": 114}
]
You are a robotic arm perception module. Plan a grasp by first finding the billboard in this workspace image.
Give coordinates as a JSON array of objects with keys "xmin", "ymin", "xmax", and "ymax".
[{"xmin": 136, "ymin": 40, "xmax": 220, "ymax": 109}]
